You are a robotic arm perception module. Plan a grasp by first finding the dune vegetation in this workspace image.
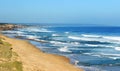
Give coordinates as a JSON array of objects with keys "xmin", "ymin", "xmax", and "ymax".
[{"xmin": 0, "ymin": 37, "xmax": 23, "ymax": 71}]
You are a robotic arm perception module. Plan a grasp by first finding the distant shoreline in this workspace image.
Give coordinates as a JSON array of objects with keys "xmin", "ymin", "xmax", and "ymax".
[{"xmin": 0, "ymin": 23, "xmax": 26, "ymax": 31}]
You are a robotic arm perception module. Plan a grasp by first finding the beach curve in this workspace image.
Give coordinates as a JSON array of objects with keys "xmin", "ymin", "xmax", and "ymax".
[{"xmin": 0, "ymin": 34, "xmax": 83, "ymax": 71}]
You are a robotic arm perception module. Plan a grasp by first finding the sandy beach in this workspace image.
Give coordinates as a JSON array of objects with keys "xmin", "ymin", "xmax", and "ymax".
[{"xmin": 0, "ymin": 34, "xmax": 83, "ymax": 71}]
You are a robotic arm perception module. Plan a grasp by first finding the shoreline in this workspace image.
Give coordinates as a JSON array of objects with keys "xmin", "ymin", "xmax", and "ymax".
[{"xmin": 0, "ymin": 34, "xmax": 83, "ymax": 71}]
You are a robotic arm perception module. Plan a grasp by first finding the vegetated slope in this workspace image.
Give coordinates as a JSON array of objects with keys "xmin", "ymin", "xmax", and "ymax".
[{"xmin": 0, "ymin": 37, "xmax": 23, "ymax": 71}]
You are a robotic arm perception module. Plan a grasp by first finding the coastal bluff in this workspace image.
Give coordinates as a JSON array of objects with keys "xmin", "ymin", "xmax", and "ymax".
[{"xmin": 0, "ymin": 23, "xmax": 23, "ymax": 31}]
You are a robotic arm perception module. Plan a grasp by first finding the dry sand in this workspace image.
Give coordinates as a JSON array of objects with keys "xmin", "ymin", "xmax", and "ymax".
[{"xmin": 0, "ymin": 34, "xmax": 83, "ymax": 71}]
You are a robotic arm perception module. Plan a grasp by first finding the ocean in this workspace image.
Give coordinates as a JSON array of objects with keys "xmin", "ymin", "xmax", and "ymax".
[{"xmin": 2, "ymin": 24, "xmax": 120, "ymax": 71}]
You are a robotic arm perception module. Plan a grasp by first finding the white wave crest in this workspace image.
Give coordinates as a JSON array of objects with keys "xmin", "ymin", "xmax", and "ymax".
[
  {"xmin": 85, "ymin": 44, "xmax": 114, "ymax": 48},
  {"xmin": 68, "ymin": 35, "xmax": 120, "ymax": 44},
  {"xmin": 115, "ymin": 47, "xmax": 120, "ymax": 51},
  {"xmin": 50, "ymin": 41, "xmax": 64, "ymax": 44},
  {"xmin": 81, "ymin": 34, "xmax": 101, "ymax": 38},
  {"xmin": 52, "ymin": 34, "xmax": 60, "ymax": 37},
  {"xmin": 22, "ymin": 28, "xmax": 54, "ymax": 32},
  {"xmin": 2, "ymin": 31, "xmax": 24, "ymax": 34},
  {"xmin": 103, "ymin": 36, "xmax": 120, "ymax": 41},
  {"xmin": 68, "ymin": 36, "xmax": 89, "ymax": 41},
  {"xmin": 78, "ymin": 66, "xmax": 106, "ymax": 71},
  {"xmin": 65, "ymin": 32, "xmax": 69, "ymax": 34},
  {"xmin": 68, "ymin": 36, "xmax": 106, "ymax": 42},
  {"xmin": 58, "ymin": 46, "xmax": 72, "ymax": 52},
  {"xmin": 26, "ymin": 35, "xmax": 38, "ymax": 40},
  {"xmin": 83, "ymin": 53, "xmax": 120, "ymax": 60},
  {"xmin": 50, "ymin": 41, "xmax": 80, "ymax": 47}
]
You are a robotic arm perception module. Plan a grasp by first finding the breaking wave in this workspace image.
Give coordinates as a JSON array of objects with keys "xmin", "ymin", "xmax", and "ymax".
[
  {"xmin": 18, "ymin": 27, "xmax": 54, "ymax": 33},
  {"xmin": 58, "ymin": 46, "xmax": 72, "ymax": 53}
]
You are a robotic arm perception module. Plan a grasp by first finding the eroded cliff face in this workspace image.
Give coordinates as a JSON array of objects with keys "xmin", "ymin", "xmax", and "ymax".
[{"xmin": 0, "ymin": 23, "xmax": 23, "ymax": 31}]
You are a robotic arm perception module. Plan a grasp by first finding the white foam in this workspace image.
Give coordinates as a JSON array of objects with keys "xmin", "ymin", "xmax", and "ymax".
[
  {"xmin": 50, "ymin": 41, "xmax": 64, "ymax": 44},
  {"xmin": 50, "ymin": 41, "xmax": 80, "ymax": 47},
  {"xmin": 77, "ymin": 66, "xmax": 106, "ymax": 71},
  {"xmin": 69, "ymin": 35, "xmax": 120, "ymax": 44},
  {"xmin": 2, "ymin": 31, "xmax": 24, "ymax": 34},
  {"xmin": 58, "ymin": 46, "xmax": 72, "ymax": 52},
  {"xmin": 85, "ymin": 44, "xmax": 100, "ymax": 47},
  {"xmin": 68, "ymin": 36, "xmax": 90, "ymax": 41},
  {"xmin": 70, "ymin": 42, "xmax": 80, "ymax": 45},
  {"xmin": 103, "ymin": 36, "xmax": 120, "ymax": 41},
  {"xmin": 83, "ymin": 52, "xmax": 120, "ymax": 60},
  {"xmin": 68, "ymin": 36, "xmax": 119, "ymax": 44},
  {"xmin": 99, "ymin": 53, "xmax": 120, "ymax": 60},
  {"xmin": 22, "ymin": 28, "xmax": 53, "ymax": 32},
  {"xmin": 52, "ymin": 34, "xmax": 60, "ymax": 37},
  {"xmin": 27, "ymin": 36, "xmax": 37, "ymax": 39},
  {"xmin": 65, "ymin": 32, "xmax": 69, "ymax": 34},
  {"xmin": 108, "ymin": 57, "xmax": 120, "ymax": 60},
  {"xmin": 68, "ymin": 36, "xmax": 105, "ymax": 42},
  {"xmin": 115, "ymin": 47, "xmax": 120, "ymax": 51},
  {"xmin": 34, "ymin": 39, "xmax": 47, "ymax": 42},
  {"xmin": 85, "ymin": 44, "xmax": 114, "ymax": 48},
  {"xmin": 26, "ymin": 35, "xmax": 39, "ymax": 40},
  {"xmin": 81, "ymin": 34, "xmax": 101, "ymax": 38}
]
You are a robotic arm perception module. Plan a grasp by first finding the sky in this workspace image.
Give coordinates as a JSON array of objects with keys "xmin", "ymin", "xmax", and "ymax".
[{"xmin": 0, "ymin": 0, "xmax": 120, "ymax": 26}]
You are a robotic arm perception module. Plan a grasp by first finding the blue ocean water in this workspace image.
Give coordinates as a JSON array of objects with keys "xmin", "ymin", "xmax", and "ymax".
[{"xmin": 2, "ymin": 25, "xmax": 120, "ymax": 71}]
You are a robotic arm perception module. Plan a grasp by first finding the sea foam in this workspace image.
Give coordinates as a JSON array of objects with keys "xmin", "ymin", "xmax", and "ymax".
[
  {"xmin": 81, "ymin": 34, "xmax": 101, "ymax": 38},
  {"xmin": 58, "ymin": 46, "xmax": 72, "ymax": 52}
]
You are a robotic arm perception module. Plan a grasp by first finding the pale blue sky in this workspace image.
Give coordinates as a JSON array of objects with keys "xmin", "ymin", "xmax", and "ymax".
[{"xmin": 0, "ymin": 0, "xmax": 120, "ymax": 25}]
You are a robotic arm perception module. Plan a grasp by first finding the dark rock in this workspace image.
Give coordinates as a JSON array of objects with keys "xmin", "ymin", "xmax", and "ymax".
[{"xmin": 0, "ymin": 23, "xmax": 24, "ymax": 31}]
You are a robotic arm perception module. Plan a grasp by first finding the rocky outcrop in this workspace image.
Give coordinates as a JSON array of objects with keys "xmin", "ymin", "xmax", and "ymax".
[{"xmin": 0, "ymin": 23, "xmax": 24, "ymax": 31}]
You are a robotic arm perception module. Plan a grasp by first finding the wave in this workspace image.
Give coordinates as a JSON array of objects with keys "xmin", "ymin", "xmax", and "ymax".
[
  {"xmin": 70, "ymin": 42, "xmax": 80, "ymax": 45},
  {"xmin": 58, "ymin": 46, "xmax": 72, "ymax": 52},
  {"xmin": 34, "ymin": 39, "xmax": 47, "ymax": 43},
  {"xmin": 68, "ymin": 35, "xmax": 120, "ymax": 45},
  {"xmin": 2, "ymin": 30, "xmax": 24, "ymax": 34},
  {"xmin": 68, "ymin": 36, "xmax": 110, "ymax": 42},
  {"xmin": 68, "ymin": 36, "xmax": 103, "ymax": 41},
  {"xmin": 68, "ymin": 36, "xmax": 90, "ymax": 41},
  {"xmin": 100, "ymin": 53, "xmax": 120, "ymax": 60},
  {"xmin": 64, "ymin": 32, "xmax": 69, "ymax": 34},
  {"xmin": 103, "ymin": 36, "xmax": 120, "ymax": 41},
  {"xmin": 20, "ymin": 35, "xmax": 40, "ymax": 40},
  {"xmin": 26, "ymin": 35, "xmax": 39, "ymax": 40},
  {"xmin": 108, "ymin": 57, "xmax": 120, "ymax": 60},
  {"xmin": 85, "ymin": 44, "xmax": 114, "ymax": 48},
  {"xmin": 83, "ymin": 53, "xmax": 120, "ymax": 60},
  {"xmin": 77, "ymin": 66, "xmax": 105, "ymax": 71},
  {"xmin": 52, "ymin": 34, "xmax": 60, "ymax": 37},
  {"xmin": 115, "ymin": 47, "xmax": 120, "ymax": 51},
  {"xmin": 50, "ymin": 41, "xmax": 80, "ymax": 47},
  {"xmin": 19, "ymin": 27, "xmax": 54, "ymax": 33},
  {"xmin": 81, "ymin": 34, "xmax": 102, "ymax": 38},
  {"xmin": 23, "ymin": 35, "xmax": 47, "ymax": 42},
  {"xmin": 50, "ymin": 41, "xmax": 64, "ymax": 44}
]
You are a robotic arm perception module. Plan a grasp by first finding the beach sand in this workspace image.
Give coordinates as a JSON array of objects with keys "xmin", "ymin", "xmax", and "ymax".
[{"xmin": 0, "ymin": 34, "xmax": 83, "ymax": 71}]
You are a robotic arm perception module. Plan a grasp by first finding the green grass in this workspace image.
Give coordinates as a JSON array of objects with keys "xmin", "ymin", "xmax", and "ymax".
[
  {"xmin": 0, "ymin": 39, "xmax": 12, "ymax": 59},
  {"xmin": 0, "ymin": 38, "xmax": 23, "ymax": 71},
  {"xmin": 0, "ymin": 61, "xmax": 22, "ymax": 71}
]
